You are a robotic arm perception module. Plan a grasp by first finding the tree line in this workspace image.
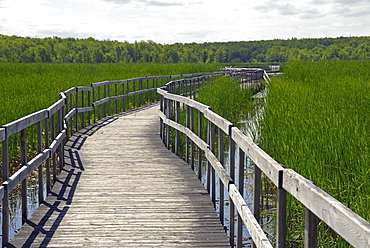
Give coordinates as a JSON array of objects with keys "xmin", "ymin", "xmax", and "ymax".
[{"xmin": 0, "ymin": 34, "xmax": 369, "ymax": 63}]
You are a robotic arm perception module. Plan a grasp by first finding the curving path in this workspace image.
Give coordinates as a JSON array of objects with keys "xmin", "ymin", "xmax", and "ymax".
[{"xmin": 7, "ymin": 104, "xmax": 230, "ymax": 247}]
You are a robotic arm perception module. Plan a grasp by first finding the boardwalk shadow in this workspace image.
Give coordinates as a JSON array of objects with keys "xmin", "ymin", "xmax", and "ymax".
[
  {"xmin": 6, "ymin": 103, "xmax": 159, "ymax": 247},
  {"xmin": 5, "ymin": 165, "xmax": 81, "ymax": 247}
]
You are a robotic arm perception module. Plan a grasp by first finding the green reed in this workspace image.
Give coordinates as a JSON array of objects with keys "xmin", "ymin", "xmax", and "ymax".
[
  {"xmin": 0, "ymin": 63, "xmax": 227, "ymax": 179},
  {"xmin": 259, "ymin": 60, "xmax": 370, "ymax": 246},
  {"xmin": 195, "ymin": 76, "xmax": 257, "ymax": 125},
  {"xmin": 0, "ymin": 63, "xmax": 226, "ymax": 126}
]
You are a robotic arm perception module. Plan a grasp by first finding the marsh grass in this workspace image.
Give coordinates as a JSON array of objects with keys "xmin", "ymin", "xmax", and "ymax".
[
  {"xmin": 0, "ymin": 63, "xmax": 225, "ymax": 125},
  {"xmin": 260, "ymin": 60, "xmax": 370, "ymax": 246},
  {"xmin": 195, "ymin": 76, "xmax": 258, "ymax": 125},
  {"xmin": 0, "ymin": 63, "xmax": 226, "ymax": 179}
]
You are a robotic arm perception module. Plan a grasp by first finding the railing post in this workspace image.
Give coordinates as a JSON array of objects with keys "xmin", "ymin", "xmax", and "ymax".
[
  {"xmin": 277, "ymin": 170, "xmax": 287, "ymax": 248},
  {"xmin": 122, "ymin": 83, "xmax": 125, "ymax": 112},
  {"xmin": 252, "ymin": 165, "xmax": 261, "ymax": 248},
  {"xmin": 64, "ymin": 94, "xmax": 69, "ymax": 137},
  {"xmin": 155, "ymin": 78, "xmax": 159, "ymax": 101},
  {"xmin": 305, "ymin": 208, "xmax": 318, "ymax": 248},
  {"xmin": 209, "ymin": 121, "xmax": 216, "ymax": 207},
  {"xmin": 165, "ymin": 98, "xmax": 171, "ymax": 149},
  {"xmin": 185, "ymin": 105, "xmax": 190, "ymax": 163},
  {"xmin": 69, "ymin": 93, "xmax": 73, "ymax": 135},
  {"xmin": 104, "ymin": 85, "xmax": 107, "ymax": 117},
  {"xmin": 159, "ymin": 95, "xmax": 164, "ymax": 142},
  {"xmin": 81, "ymin": 90, "xmax": 85, "ymax": 128},
  {"xmin": 190, "ymin": 78, "xmax": 193, "ymax": 98},
  {"xmin": 139, "ymin": 79, "xmax": 143, "ymax": 106},
  {"xmin": 151, "ymin": 78, "xmax": 155, "ymax": 102},
  {"xmin": 206, "ymin": 120, "xmax": 211, "ymax": 193},
  {"xmin": 2, "ymin": 136, "xmax": 9, "ymax": 246},
  {"xmin": 181, "ymin": 79, "xmax": 185, "ymax": 96},
  {"xmin": 37, "ymin": 121, "xmax": 44, "ymax": 204},
  {"xmin": 51, "ymin": 113, "xmax": 57, "ymax": 184},
  {"xmin": 108, "ymin": 84, "xmax": 111, "ymax": 115},
  {"xmin": 21, "ymin": 129, "xmax": 27, "ymax": 224},
  {"xmin": 58, "ymin": 107, "xmax": 64, "ymax": 169},
  {"xmin": 175, "ymin": 101, "xmax": 180, "ymax": 156},
  {"xmin": 190, "ymin": 107, "xmax": 195, "ymax": 170},
  {"xmin": 115, "ymin": 84, "xmax": 119, "ymax": 114},
  {"xmin": 237, "ymin": 147, "xmax": 245, "ymax": 248},
  {"xmin": 197, "ymin": 110, "xmax": 203, "ymax": 180},
  {"xmin": 97, "ymin": 86, "xmax": 101, "ymax": 120},
  {"xmin": 75, "ymin": 88, "xmax": 79, "ymax": 131},
  {"xmin": 218, "ymin": 128, "xmax": 225, "ymax": 226},
  {"xmin": 44, "ymin": 117, "xmax": 51, "ymax": 194},
  {"xmin": 88, "ymin": 90, "xmax": 91, "ymax": 126},
  {"xmin": 133, "ymin": 80, "xmax": 136, "ymax": 108},
  {"xmin": 229, "ymin": 136, "xmax": 236, "ymax": 246}
]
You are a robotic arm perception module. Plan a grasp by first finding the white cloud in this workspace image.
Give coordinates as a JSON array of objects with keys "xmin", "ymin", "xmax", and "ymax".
[{"xmin": 0, "ymin": 0, "xmax": 369, "ymax": 43}]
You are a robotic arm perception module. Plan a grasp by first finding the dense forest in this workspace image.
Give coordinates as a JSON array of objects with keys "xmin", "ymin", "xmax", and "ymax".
[{"xmin": 0, "ymin": 34, "xmax": 369, "ymax": 63}]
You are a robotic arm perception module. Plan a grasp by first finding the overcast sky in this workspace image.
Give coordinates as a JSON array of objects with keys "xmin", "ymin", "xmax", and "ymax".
[{"xmin": 0, "ymin": 0, "xmax": 369, "ymax": 44}]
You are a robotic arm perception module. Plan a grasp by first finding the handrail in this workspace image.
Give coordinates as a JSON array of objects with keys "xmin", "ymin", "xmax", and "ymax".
[
  {"xmin": 2, "ymin": 110, "xmax": 49, "ymax": 137},
  {"xmin": 157, "ymin": 70, "xmax": 370, "ymax": 248},
  {"xmin": 0, "ymin": 128, "xmax": 5, "ymax": 142},
  {"xmin": 0, "ymin": 71, "xmax": 227, "ymax": 247},
  {"xmin": 158, "ymin": 71, "xmax": 272, "ymax": 248}
]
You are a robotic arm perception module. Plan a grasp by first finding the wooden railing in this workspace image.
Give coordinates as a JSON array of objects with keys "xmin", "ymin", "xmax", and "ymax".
[
  {"xmin": 157, "ymin": 69, "xmax": 370, "ymax": 248},
  {"xmin": 0, "ymin": 71, "xmax": 223, "ymax": 247}
]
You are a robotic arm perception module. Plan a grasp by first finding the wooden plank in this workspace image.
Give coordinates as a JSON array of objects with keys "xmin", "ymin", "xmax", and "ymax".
[
  {"xmin": 229, "ymin": 184, "xmax": 273, "ymax": 248},
  {"xmin": 47, "ymin": 98, "xmax": 65, "ymax": 116},
  {"xmin": 91, "ymin": 81, "xmax": 109, "ymax": 87},
  {"xmin": 64, "ymin": 87, "xmax": 76, "ymax": 96},
  {"xmin": 0, "ymin": 127, "xmax": 5, "ymax": 142},
  {"xmin": 231, "ymin": 127, "xmax": 284, "ymax": 186},
  {"xmin": 282, "ymin": 169, "xmax": 370, "ymax": 248},
  {"xmin": 169, "ymin": 74, "xmax": 182, "ymax": 79},
  {"xmin": 156, "ymin": 75, "xmax": 171, "ymax": 79},
  {"xmin": 92, "ymin": 80, "xmax": 128, "ymax": 87},
  {"xmin": 93, "ymin": 97, "xmax": 109, "ymax": 107},
  {"xmin": 109, "ymin": 88, "xmax": 157, "ymax": 101},
  {"xmin": 157, "ymin": 87, "xmax": 167, "ymax": 96},
  {"xmin": 3, "ymin": 109, "xmax": 48, "ymax": 137},
  {"xmin": 145, "ymin": 76, "xmax": 159, "ymax": 80},
  {"xmin": 64, "ymin": 108, "xmax": 76, "ymax": 122},
  {"xmin": 0, "ymin": 186, "xmax": 4, "ymax": 201},
  {"xmin": 126, "ymin": 77, "xmax": 147, "ymax": 83},
  {"xmin": 109, "ymin": 95, "xmax": 129, "ymax": 101},
  {"xmin": 77, "ymin": 107, "xmax": 94, "ymax": 113},
  {"xmin": 59, "ymin": 92, "xmax": 67, "ymax": 100},
  {"xmin": 4, "ymin": 150, "xmax": 50, "ymax": 192},
  {"xmin": 49, "ymin": 130, "xmax": 67, "ymax": 154},
  {"xmin": 183, "ymin": 97, "xmax": 209, "ymax": 112},
  {"xmin": 9, "ymin": 104, "xmax": 230, "ymax": 247},
  {"xmin": 204, "ymin": 109, "xmax": 233, "ymax": 135},
  {"xmin": 77, "ymin": 86, "xmax": 93, "ymax": 92},
  {"xmin": 157, "ymin": 89, "xmax": 209, "ymax": 112},
  {"xmin": 204, "ymin": 149, "xmax": 233, "ymax": 189}
]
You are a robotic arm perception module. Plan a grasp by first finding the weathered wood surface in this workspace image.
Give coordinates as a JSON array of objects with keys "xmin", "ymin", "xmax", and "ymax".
[{"xmin": 7, "ymin": 104, "xmax": 230, "ymax": 248}]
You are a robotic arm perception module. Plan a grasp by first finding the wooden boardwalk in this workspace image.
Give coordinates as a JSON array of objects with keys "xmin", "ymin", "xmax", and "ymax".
[{"xmin": 7, "ymin": 104, "xmax": 230, "ymax": 247}]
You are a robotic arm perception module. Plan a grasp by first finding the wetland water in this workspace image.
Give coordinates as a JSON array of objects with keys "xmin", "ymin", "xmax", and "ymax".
[{"xmin": 0, "ymin": 182, "xmax": 47, "ymax": 243}]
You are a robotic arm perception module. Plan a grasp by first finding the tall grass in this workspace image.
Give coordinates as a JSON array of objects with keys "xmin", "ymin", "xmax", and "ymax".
[
  {"xmin": 259, "ymin": 60, "xmax": 370, "ymax": 246},
  {"xmin": 0, "ymin": 63, "xmax": 228, "ymax": 180},
  {"xmin": 195, "ymin": 76, "xmax": 257, "ymax": 125},
  {"xmin": 0, "ymin": 63, "xmax": 225, "ymax": 126}
]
